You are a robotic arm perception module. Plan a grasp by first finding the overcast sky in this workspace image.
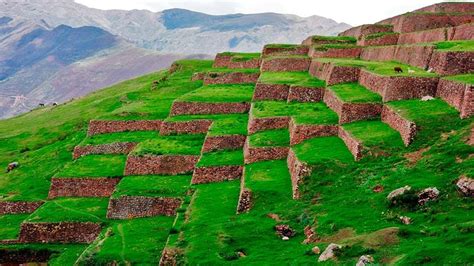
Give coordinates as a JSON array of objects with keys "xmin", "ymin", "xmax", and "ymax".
[{"xmin": 74, "ymin": 0, "xmax": 473, "ymax": 25}]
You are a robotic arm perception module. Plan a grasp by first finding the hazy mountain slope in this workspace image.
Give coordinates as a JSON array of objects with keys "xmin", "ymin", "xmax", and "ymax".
[{"xmin": 0, "ymin": 0, "xmax": 351, "ymax": 53}]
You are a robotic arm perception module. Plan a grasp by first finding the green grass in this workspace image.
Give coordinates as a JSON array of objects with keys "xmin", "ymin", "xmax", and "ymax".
[
  {"xmin": 443, "ymin": 74, "xmax": 474, "ymax": 85},
  {"xmin": 55, "ymin": 155, "xmax": 126, "ymax": 178},
  {"xmin": 132, "ymin": 134, "xmax": 205, "ymax": 156},
  {"xmin": 80, "ymin": 131, "xmax": 159, "ymax": 145},
  {"xmin": 0, "ymin": 214, "xmax": 29, "ymax": 239},
  {"xmin": 343, "ymin": 120, "xmax": 404, "ymax": 149},
  {"xmin": 258, "ymin": 72, "xmax": 325, "ymax": 87},
  {"xmin": 165, "ymin": 114, "xmax": 248, "ymax": 136},
  {"xmin": 218, "ymin": 52, "xmax": 261, "ymax": 62},
  {"xmin": 77, "ymin": 217, "xmax": 174, "ymax": 265},
  {"xmin": 264, "ymin": 44, "xmax": 303, "ymax": 49},
  {"xmin": 207, "ymin": 68, "xmax": 260, "ymax": 74},
  {"xmin": 293, "ymin": 136, "xmax": 354, "ymax": 165},
  {"xmin": 177, "ymin": 84, "xmax": 255, "ymax": 103},
  {"xmin": 112, "ymin": 175, "xmax": 191, "ymax": 198},
  {"xmin": 364, "ymin": 32, "xmax": 398, "ymax": 40},
  {"xmin": 197, "ymin": 150, "xmax": 244, "ymax": 167},
  {"xmin": 310, "ymin": 35, "xmax": 357, "ymax": 44},
  {"xmin": 249, "ymin": 129, "xmax": 290, "ymax": 147},
  {"xmin": 264, "ymin": 55, "xmax": 309, "ymax": 59},
  {"xmin": 252, "ymin": 101, "xmax": 339, "ymax": 125},
  {"xmin": 329, "ymin": 83, "xmax": 382, "ymax": 103},
  {"xmin": 26, "ymin": 198, "xmax": 108, "ymax": 223},
  {"xmin": 311, "ymin": 44, "xmax": 359, "ymax": 52},
  {"xmin": 315, "ymin": 58, "xmax": 437, "ymax": 77},
  {"xmin": 435, "ymin": 40, "xmax": 474, "ymax": 52}
]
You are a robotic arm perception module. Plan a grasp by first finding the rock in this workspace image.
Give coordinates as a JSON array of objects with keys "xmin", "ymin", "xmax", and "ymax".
[
  {"xmin": 417, "ymin": 187, "xmax": 440, "ymax": 205},
  {"xmin": 275, "ymin": 224, "xmax": 296, "ymax": 238},
  {"xmin": 318, "ymin": 243, "xmax": 341, "ymax": 262},
  {"xmin": 387, "ymin": 186, "xmax": 411, "ymax": 202},
  {"xmin": 400, "ymin": 216, "xmax": 412, "ymax": 225},
  {"xmin": 372, "ymin": 184, "xmax": 384, "ymax": 193},
  {"xmin": 312, "ymin": 246, "xmax": 321, "ymax": 254},
  {"xmin": 456, "ymin": 176, "xmax": 474, "ymax": 197},
  {"xmin": 282, "ymin": 236, "xmax": 289, "ymax": 241},
  {"xmin": 237, "ymin": 251, "xmax": 246, "ymax": 257},
  {"xmin": 356, "ymin": 255, "xmax": 374, "ymax": 266},
  {"xmin": 303, "ymin": 225, "xmax": 318, "ymax": 244},
  {"xmin": 421, "ymin": 96, "xmax": 435, "ymax": 101}
]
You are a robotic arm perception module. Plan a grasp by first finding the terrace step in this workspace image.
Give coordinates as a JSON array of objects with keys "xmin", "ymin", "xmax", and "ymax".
[
  {"xmin": 309, "ymin": 45, "xmax": 362, "ymax": 59},
  {"xmin": 376, "ymin": 12, "xmax": 474, "ymax": 33},
  {"xmin": 381, "ymin": 105, "xmax": 417, "ymax": 146},
  {"xmin": 125, "ymin": 155, "xmax": 199, "ymax": 176},
  {"xmin": 302, "ymin": 35, "xmax": 357, "ymax": 46},
  {"xmin": 213, "ymin": 52, "xmax": 262, "ymax": 69},
  {"xmin": 18, "ymin": 222, "xmax": 102, "ymax": 244},
  {"xmin": 339, "ymin": 24, "xmax": 394, "ymax": 40},
  {"xmin": 170, "ymin": 101, "xmax": 251, "ymax": 116},
  {"xmin": 48, "ymin": 177, "xmax": 121, "ymax": 198},
  {"xmin": 437, "ymin": 75, "xmax": 473, "ymax": 118},
  {"xmin": 73, "ymin": 142, "xmax": 137, "ymax": 159},
  {"xmin": 244, "ymin": 136, "xmax": 289, "ymax": 164},
  {"xmin": 0, "ymin": 201, "xmax": 43, "ymax": 215},
  {"xmin": 260, "ymin": 56, "xmax": 311, "ymax": 72},
  {"xmin": 203, "ymin": 71, "xmax": 260, "ymax": 85},
  {"xmin": 106, "ymin": 196, "xmax": 182, "ymax": 219},
  {"xmin": 87, "ymin": 120, "xmax": 162, "ymax": 136},
  {"xmin": 262, "ymin": 44, "xmax": 309, "ymax": 57}
]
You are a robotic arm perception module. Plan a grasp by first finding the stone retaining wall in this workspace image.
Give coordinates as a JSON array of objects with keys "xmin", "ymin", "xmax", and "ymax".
[
  {"xmin": 244, "ymin": 140, "xmax": 289, "ymax": 164},
  {"xmin": 261, "ymin": 57, "xmax": 311, "ymax": 72},
  {"xmin": 170, "ymin": 102, "xmax": 250, "ymax": 116},
  {"xmin": 415, "ymin": 3, "xmax": 474, "ymax": 13},
  {"xmin": 253, "ymin": 83, "xmax": 290, "ymax": 101},
  {"xmin": 323, "ymin": 89, "xmax": 382, "ymax": 124},
  {"xmin": 236, "ymin": 188, "xmax": 252, "ymax": 214},
  {"xmin": 106, "ymin": 196, "xmax": 181, "ymax": 219},
  {"xmin": 48, "ymin": 178, "xmax": 121, "ymax": 198},
  {"xmin": 191, "ymin": 165, "xmax": 243, "ymax": 184},
  {"xmin": 452, "ymin": 23, "xmax": 474, "ymax": 40},
  {"xmin": 359, "ymin": 70, "xmax": 439, "ymax": 102},
  {"xmin": 339, "ymin": 24, "xmax": 394, "ymax": 39},
  {"xmin": 309, "ymin": 47, "xmax": 362, "ymax": 59},
  {"xmin": 358, "ymin": 33, "xmax": 399, "ymax": 46},
  {"xmin": 429, "ymin": 51, "xmax": 474, "ymax": 75},
  {"xmin": 0, "ymin": 249, "xmax": 53, "ymax": 264},
  {"xmin": 202, "ymin": 135, "xmax": 246, "ymax": 152},
  {"xmin": 191, "ymin": 72, "xmax": 205, "ymax": 81},
  {"xmin": 262, "ymin": 45, "xmax": 309, "ymax": 57},
  {"xmin": 160, "ymin": 120, "xmax": 212, "ymax": 135},
  {"xmin": 437, "ymin": 79, "xmax": 473, "ymax": 119},
  {"xmin": 248, "ymin": 116, "xmax": 290, "ymax": 134},
  {"xmin": 203, "ymin": 72, "xmax": 260, "ymax": 85},
  {"xmin": 397, "ymin": 27, "xmax": 448, "ymax": 45},
  {"xmin": 309, "ymin": 61, "xmax": 361, "ymax": 86},
  {"xmin": 213, "ymin": 54, "xmax": 262, "ymax": 69},
  {"xmin": 125, "ymin": 155, "xmax": 199, "ymax": 175},
  {"xmin": 289, "ymin": 119, "xmax": 338, "ymax": 145},
  {"xmin": 361, "ymin": 45, "xmax": 435, "ymax": 70},
  {"xmin": 19, "ymin": 222, "xmax": 101, "ymax": 244},
  {"xmin": 0, "ymin": 201, "xmax": 43, "ymax": 215},
  {"xmin": 73, "ymin": 142, "xmax": 137, "ymax": 159},
  {"xmin": 381, "ymin": 105, "xmax": 417, "ymax": 146},
  {"xmin": 385, "ymin": 13, "xmax": 474, "ymax": 33},
  {"xmin": 338, "ymin": 127, "xmax": 363, "ymax": 161},
  {"xmin": 287, "ymin": 149, "xmax": 311, "ymax": 199},
  {"xmin": 288, "ymin": 86, "xmax": 324, "ymax": 103},
  {"xmin": 87, "ymin": 120, "xmax": 162, "ymax": 136}
]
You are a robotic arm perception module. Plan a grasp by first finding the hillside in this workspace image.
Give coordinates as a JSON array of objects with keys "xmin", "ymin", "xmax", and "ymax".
[{"xmin": 0, "ymin": 2, "xmax": 473, "ymax": 265}]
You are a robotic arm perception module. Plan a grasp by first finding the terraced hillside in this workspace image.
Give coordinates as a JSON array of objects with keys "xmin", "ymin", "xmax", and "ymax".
[{"xmin": 0, "ymin": 2, "xmax": 473, "ymax": 265}]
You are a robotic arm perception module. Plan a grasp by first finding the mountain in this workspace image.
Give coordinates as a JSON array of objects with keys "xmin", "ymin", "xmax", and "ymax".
[
  {"xmin": 0, "ymin": 16, "xmax": 185, "ymax": 118},
  {"xmin": 0, "ymin": 0, "xmax": 351, "ymax": 53}
]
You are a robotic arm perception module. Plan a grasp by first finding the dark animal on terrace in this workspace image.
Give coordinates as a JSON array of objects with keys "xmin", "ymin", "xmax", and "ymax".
[
  {"xmin": 38, "ymin": 103, "xmax": 45, "ymax": 107},
  {"xmin": 394, "ymin": 67, "xmax": 403, "ymax": 73},
  {"xmin": 6, "ymin": 162, "xmax": 19, "ymax": 173}
]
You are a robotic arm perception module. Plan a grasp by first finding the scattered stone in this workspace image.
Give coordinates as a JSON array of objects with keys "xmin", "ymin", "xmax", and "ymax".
[
  {"xmin": 456, "ymin": 176, "xmax": 474, "ymax": 197},
  {"xmin": 318, "ymin": 243, "xmax": 341, "ymax": 262},
  {"xmin": 303, "ymin": 225, "xmax": 318, "ymax": 244},
  {"xmin": 421, "ymin": 96, "xmax": 435, "ymax": 101},
  {"xmin": 282, "ymin": 236, "xmax": 289, "ymax": 241},
  {"xmin": 417, "ymin": 187, "xmax": 440, "ymax": 205},
  {"xmin": 267, "ymin": 213, "xmax": 282, "ymax": 222},
  {"xmin": 400, "ymin": 216, "xmax": 412, "ymax": 225},
  {"xmin": 373, "ymin": 184, "xmax": 384, "ymax": 193},
  {"xmin": 275, "ymin": 224, "xmax": 296, "ymax": 238},
  {"xmin": 387, "ymin": 186, "xmax": 411, "ymax": 202},
  {"xmin": 237, "ymin": 251, "xmax": 246, "ymax": 257},
  {"xmin": 312, "ymin": 246, "xmax": 321, "ymax": 254},
  {"xmin": 356, "ymin": 255, "xmax": 375, "ymax": 266}
]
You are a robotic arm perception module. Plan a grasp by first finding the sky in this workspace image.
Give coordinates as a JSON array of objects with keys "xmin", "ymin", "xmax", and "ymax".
[{"xmin": 74, "ymin": 0, "xmax": 473, "ymax": 26}]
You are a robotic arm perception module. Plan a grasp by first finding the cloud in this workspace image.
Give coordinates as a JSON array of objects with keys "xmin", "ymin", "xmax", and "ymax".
[{"xmin": 74, "ymin": 0, "xmax": 472, "ymax": 25}]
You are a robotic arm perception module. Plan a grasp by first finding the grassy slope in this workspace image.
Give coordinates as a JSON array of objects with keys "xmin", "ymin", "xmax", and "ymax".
[{"xmin": 0, "ymin": 57, "xmax": 472, "ymax": 265}]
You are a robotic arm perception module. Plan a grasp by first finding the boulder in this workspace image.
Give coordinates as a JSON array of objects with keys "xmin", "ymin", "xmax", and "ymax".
[
  {"xmin": 312, "ymin": 246, "xmax": 321, "ymax": 254},
  {"xmin": 356, "ymin": 255, "xmax": 375, "ymax": 266},
  {"xmin": 417, "ymin": 187, "xmax": 440, "ymax": 205},
  {"xmin": 318, "ymin": 243, "xmax": 341, "ymax": 262},
  {"xmin": 303, "ymin": 225, "xmax": 318, "ymax": 244},
  {"xmin": 275, "ymin": 224, "xmax": 296, "ymax": 238},
  {"xmin": 456, "ymin": 176, "xmax": 474, "ymax": 197},
  {"xmin": 399, "ymin": 216, "xmax": 412, "ymax": 225},
  {"xmin": 387, "ymin": 186, "xmax": 412, "ymax": 202}
]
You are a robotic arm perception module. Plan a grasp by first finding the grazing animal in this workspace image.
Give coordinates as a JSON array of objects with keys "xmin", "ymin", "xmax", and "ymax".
[
  {"xmin": 52, "ymin": 102, "xmax": 58, "ymax": 106},
  {"xmin": 6, "ymin": 162, "xmax": 19, "ymax": 173},
  {"xmin": 38, "ymin": 103, "xmax": 45, "ymax": 107},
  {"xmin": 394, "ymin": 67, "xmax": 403, "ymax": 73}
]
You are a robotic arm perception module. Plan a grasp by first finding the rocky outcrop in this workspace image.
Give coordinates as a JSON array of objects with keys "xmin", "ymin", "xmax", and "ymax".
[
  {"xmin": 48, "ymin": 177, "xmax": 121, "ymax": 198},
  {"xmin": 456, "ymin": 176, "xmax": 473, "ymax": 197},
  {"xmin": 106, "ymin": 196, "xmax": 182, "ymax": 219},
  {"xmin": 387, "ymin": 186, "xmax": 412, "ymax": 203},
  {"xmin": 318, "ymin": 243, "xmax": 341, "ymax": 262},
  {"xmin": 417, "ymin": 187, "xmax": 440, "ymax": 205},
  {"xmin": 18, "ymin": 222, "xmax": 101, "ymax": 243},
  {"xmin": 357, "ymin": 255, "xmax": 375, "ymax": 266}
]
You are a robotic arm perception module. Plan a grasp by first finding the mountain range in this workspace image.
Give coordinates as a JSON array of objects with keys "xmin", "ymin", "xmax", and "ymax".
[{"xmin": 0, "ymin": 0, "xmax": 350, "ymax": 118}]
